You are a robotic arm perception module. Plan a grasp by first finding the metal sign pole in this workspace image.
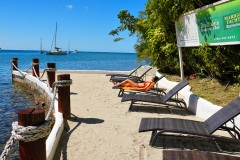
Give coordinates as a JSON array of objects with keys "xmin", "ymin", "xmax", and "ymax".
[{"xmin": 178, "ymin": 47, "xmax": 184, "ymax": 80}]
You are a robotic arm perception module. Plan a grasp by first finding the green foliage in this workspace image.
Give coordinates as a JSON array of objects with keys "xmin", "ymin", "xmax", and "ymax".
[
  {"xmin": 189, "ymin": 43, "xmax": 224, "ymax": 78},
  {"xmin": 184, "ymin": 44, "xmax": 240, "ymax": 82},
  {"xmin": 109, "ymin": 0, "xmax": 240, "ymax": 82},
  {"xmin": 113, "ymin": 38, "xmax": 124, "ymax": 42},
  {"xmin": 108, "ymin": 10, "xmax": 138, "ymax": 40}
]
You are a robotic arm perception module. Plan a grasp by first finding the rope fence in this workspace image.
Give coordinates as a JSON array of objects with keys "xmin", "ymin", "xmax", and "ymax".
[
  {"xmin": 1, "ymin": 60, "xmax": 72, "ymax": 159},
  {"xmin": 12, "ymin": 61, "xmax": 57, "ymax": 81},
  {"xmin": 12, "ymin": 63, "xmax": 26, "ymax": 77},
  {"xmin": 45, "ymin": 79, "xmax": 72, "ymax": 120},
  {"xmin": 0, "ymin": 121, "xmax": 52, "ymax": 160}
]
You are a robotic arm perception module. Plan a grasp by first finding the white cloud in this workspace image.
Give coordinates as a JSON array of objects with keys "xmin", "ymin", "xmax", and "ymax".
[{"xmin": 66, "ymin": 5, "xmax": 73, "ymax": 9}]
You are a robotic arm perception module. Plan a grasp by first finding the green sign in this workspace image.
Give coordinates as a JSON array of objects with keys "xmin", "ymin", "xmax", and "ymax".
[{"xmin": 196, "ymin": 0, "xmax": 240, "ymax": 45}]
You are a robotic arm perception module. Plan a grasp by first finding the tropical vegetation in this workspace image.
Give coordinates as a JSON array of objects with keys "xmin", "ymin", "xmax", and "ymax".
[{"xmin": 109, "ymin": 0, "xmax": 240, "ymax": 84}]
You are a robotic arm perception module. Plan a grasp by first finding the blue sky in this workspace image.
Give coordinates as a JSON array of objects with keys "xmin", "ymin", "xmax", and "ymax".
[{"xmin": 0, "ymin": 0, "xmax": 146, "ymax": 53}]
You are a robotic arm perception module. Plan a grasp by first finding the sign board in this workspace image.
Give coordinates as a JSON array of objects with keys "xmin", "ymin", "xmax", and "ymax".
[{"xmin": 175, "ymin": 0, "xmax": 240, "ymax": 47}]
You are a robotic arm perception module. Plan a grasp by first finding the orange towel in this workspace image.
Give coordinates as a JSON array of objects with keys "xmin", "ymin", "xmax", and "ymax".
[{"xmin": 122, "ymin": 82, "xmax": 155, "ymax": 91}]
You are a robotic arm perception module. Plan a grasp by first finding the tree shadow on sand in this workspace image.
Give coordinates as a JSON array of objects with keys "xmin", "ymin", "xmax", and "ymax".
[{"xmin": 53, "ymin": 113, "xmax": 104, "ymax": 160}]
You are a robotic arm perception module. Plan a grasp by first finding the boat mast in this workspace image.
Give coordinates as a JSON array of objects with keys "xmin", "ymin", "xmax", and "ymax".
[
  {"xmin": 68, "ymin": 39, "xmax": 70, "ymax": 53},
  {"xmin": 40, "ymin": 37, "xmax": 42, "ymax": 50},
  {"xmin": 54, "ymin": 22, "xmax": 57, "ymax": 49}
]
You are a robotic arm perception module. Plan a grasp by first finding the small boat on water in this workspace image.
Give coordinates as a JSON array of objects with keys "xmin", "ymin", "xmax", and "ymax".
[
  {"xmin": 46, "ymin": 47, "xmax": 67, "ymax": 55},
  {"xmin": 73, "ymin": 49, "xmax": 78, "ymax": 53},
  {"xmin": 46, "ymin": 22, "xmax": 67, "ymax": 55}
]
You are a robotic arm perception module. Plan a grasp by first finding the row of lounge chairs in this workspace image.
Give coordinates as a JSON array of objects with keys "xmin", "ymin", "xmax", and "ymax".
[
  {"xmin": 106, "ymin": 65, "xmax": 153, "ymax": 83},
  {"xmin": 106, "ymin": 66, "xmax": 240, "ymax": 159}
]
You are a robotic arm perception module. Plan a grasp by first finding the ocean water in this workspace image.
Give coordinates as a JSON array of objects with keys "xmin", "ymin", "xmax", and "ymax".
[
  {"xmin": 1, "ymin": 50, "xmax": 142, "ymax": 71},
  {"xmin": 0, "ymin": 50, "xmax": 146, "ymax": 159}
]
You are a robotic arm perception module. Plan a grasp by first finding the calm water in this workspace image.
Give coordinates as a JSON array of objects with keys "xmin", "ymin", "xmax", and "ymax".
[{"xmin": 0, "ymin": 50, "xmax": 146, "ymax": 158}]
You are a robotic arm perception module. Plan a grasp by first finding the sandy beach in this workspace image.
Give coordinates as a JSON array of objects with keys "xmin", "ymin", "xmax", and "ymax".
[{"xmin": 52, "ymin": 72, "xmax": 240, "ymax": 160}]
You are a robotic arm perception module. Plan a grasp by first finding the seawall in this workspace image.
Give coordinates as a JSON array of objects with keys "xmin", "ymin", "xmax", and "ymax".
[{"xmin": 12, "ymin": 70, "xmax": 64, "ymax": 160}]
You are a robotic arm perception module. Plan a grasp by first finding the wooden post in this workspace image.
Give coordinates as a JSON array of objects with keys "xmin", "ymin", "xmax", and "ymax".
[
  {"xmin": 12, "ymin": 58, "xmax": 18, "ymax": 83},
  {"xmin": 47, "ymin": 63, "xmax": 56, "ymax": 88},
  {"xmin": 18, "ymin": 108, "xmax": 46, "ymax": 160},
  {"xmin": 32, "ymin": 58, "xmax": 39, "ymax": 77},
  {"xmin": 12, "ymin": 58, "xmax": 18, "ymax": 71},
  {"xmin": 57, "ymin": 74, "xmax": 71, "ymax": 119}
]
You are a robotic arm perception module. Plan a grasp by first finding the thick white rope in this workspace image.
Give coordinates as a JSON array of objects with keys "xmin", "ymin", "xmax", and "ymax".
[
  {"xmin": 0, "ymin": 121, "xmax": 51, "ymax": 160},
  {"xmin": 45, "ymin": 79, "xmax": 72, "ymax": 120},
  {"xmin": 12, "ymin": 121, "xmax": 51, "ymax": 142},
  {"xmin": 0, "ymin": 135, "xmax": 16, "ymax": 160},
  {"xmin": 32, "ymin": 63, "xmax": 40, "ymax": 79},
  {"xmin": 12, "ymin": 63, "xmax": 26, "ymax": 77},
  {"xmin": 23, "ymin": 63, "xmax": 35, "ymax": 72},
  {"xmin": 51, "ymin": 79, "xmax": 72, "ymax": 92},
  {"xmin": 45, "ymin": 86, "xmax": 57, "ymax": 121},
  {"xmin": 39, "ymin": 68, "xmax": 57, "ymax": 79}
]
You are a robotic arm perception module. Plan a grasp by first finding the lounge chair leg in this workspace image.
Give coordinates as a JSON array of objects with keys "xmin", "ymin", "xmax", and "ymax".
[
  {"xmin": 150, "ymin": 131, "xmax": 165, "ymax": 146},
  {"xmin": 214, "ymin": 140, "xmax": 222, "ymax": 152},
  {"xmin": 150, "ymin": 131, "xmax": 157, "ymax": 146},
  {"xmin": 118, "ymin": 89, "xmax": 124, "ymax": 97},
  {"xmin": 158, "ymin": 89, "xmax": 166, "ymax": 97},
  {"xmin": 169, "ymin": 107, "xmax": 173, "ymax": 114},
  {"xmin": 179, "ymin": 100, "xmax": 186, "ymax": 108},
  {"xmin": 178, "ymin": 100, "xmax": 192, "ymax": 114},
  {"xmin": 129, "ymin": 100, "xmax": 134, "ymax": 111}
]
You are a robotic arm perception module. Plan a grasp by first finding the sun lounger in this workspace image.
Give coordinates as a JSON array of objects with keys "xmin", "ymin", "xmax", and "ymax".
[
  {"xmin": 112, "ymin": 74, "xmax": 166, "ymax": 97},
  {"xmin": 110, "ymin": 67, "xmax": 152, "ymax": 83},
  {"xmin": 106, "ymin": 65, "xmax": 142, "ymax": 79},
  {"xmin": 121, "ymin": 79, "xmax": 189, "ymax": 110},
  {"xmin": 163, "ymin": 150, "xmax": 240, "ymax": 160},
  {"xmin": 139, "ymin": 97, "xmax": 240, "ymax": 146}
]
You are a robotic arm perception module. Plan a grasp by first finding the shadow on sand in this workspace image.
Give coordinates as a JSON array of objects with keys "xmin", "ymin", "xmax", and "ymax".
[
  {"xmin": 129, "ymin": 103, "xmax": 192, "ymax": 116},
  {"xmin": 53, "ymin": 113, "xmax": 104, "ymax": 160}
]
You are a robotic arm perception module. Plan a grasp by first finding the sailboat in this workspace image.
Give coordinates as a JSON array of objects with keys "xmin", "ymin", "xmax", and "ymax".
[
  {"xmin": 40, "ymin": 37, "xmax": 44, "ymax": 53},
  {"xmin": 46, "ymin": 22, "xmax": 67, "ymax": 55}
]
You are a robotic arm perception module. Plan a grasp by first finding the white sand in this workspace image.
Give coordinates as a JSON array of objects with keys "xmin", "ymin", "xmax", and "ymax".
[{"xmin": 52, "ymin": 72, "xmax": 239, "ymax": 160}]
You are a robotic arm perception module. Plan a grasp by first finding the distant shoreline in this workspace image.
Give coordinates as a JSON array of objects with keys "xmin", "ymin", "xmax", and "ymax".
[{"xmin": 0, "ymin": 49, "xmax": 136, "ymax": 54}]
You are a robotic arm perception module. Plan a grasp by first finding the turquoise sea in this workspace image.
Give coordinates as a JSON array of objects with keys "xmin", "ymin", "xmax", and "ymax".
[{"xmin": 0, "ymin": 50, "xmax": 147, "ymax": 159}]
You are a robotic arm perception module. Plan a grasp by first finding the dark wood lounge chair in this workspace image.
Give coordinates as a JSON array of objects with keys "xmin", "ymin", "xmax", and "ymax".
[
  {"xmin": 106, "ymin": 65, "xmax": 142, "ymax": 79},
  {"xmin": 112, "ymin": 74, "xmax": 166, "ymax": 97},
  {"xmin": 121, "ymin": 79, "xmax": 189, "ymax": 110},
  {"xmin": 139, "ymin": 97, "xmax": 240, "ymax": 146},
  {"xmin": 110, "ymin": 67, "xmax": 153, "ymax": 83},
  {"xmin": 163, "ymin": 150, "xmax": 240, "ymax": 160}
]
